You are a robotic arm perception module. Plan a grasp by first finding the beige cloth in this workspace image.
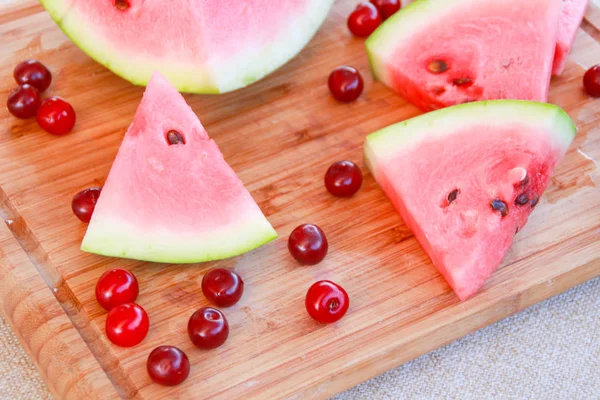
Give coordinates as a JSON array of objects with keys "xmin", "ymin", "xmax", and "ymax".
[{"xmin": 1, "ymin": 278, "xmax": 598, "ymax": 400}]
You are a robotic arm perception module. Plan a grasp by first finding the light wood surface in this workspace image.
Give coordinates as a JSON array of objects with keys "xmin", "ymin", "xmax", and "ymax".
[{"xmin": 1, "ymin": 1, "xmax": 599, "ymax": 399}]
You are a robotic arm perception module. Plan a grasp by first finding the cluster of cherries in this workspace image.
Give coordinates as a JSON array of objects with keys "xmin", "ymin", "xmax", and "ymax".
[
  {"xmin": 327, "ymin": 1, "xmax": 401, "ymax": 105},
  {"xmin": 348, "ymin": 0, "xmax": 400, "ymax": 37},
  {"xmin": 72, "ymin": 158, "xmax": 363, "ymax": 386},
  {"xmin": 287, "ymin": 160, "xmax": 363, "ymax": 323},
  {"xmin": 95, "ymin": 266, "xmax": 242, "ymax": 386},
  {"xmin": 6, "ymin": 60, "xmax": 76, "ymax": 135}
]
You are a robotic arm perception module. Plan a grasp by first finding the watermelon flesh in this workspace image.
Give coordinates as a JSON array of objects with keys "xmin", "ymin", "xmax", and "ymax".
[
  {"xmin": 82, "ymin": 72, "xmax": 277, "ymax": 263},
  {"xmin": 398, "ymin": 0, "xmax": 588, "ymax": 76},
  {"xmin": 553, "ymin": 0, "xmax": 590, "ymax": 75},
  {"xmin": 40, "ymin": 0, "xmax": 334, "ymax": 94},
  {"xmin": 364, "ymin": 101, "xmax": 576, "ymax": 300},
  {"xmin": 366, "ymin": 0, "xmax": 563, "ymax": 111}
]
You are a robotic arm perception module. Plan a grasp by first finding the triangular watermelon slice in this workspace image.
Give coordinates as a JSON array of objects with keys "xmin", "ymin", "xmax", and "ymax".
[
  {"xmin": 82, "ymin": 72, "xmax": 277, "ymax": 263},
  {"xmin": 552, "ymin": 0, "xmax": 590, "ymax": 75},
  {"xmin": 364, "ymin": 100, "xmax": 576, "ymax": 300},
  {"xmin": 366, "ymin": 0, "xmax": 563, "ymax": 111}
]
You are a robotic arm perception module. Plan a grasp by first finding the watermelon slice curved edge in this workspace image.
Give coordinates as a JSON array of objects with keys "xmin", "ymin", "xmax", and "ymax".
[
  {"xmin": 40, "ymin": 0, "xmax": 334, "ymax": 94},
  {"xmin": 81, "ymin": 72, "xmax": 277, "ymax": 264},
  {"xmin": 364, "ymin": 100, "xmax": 576, "ymax": 300}
]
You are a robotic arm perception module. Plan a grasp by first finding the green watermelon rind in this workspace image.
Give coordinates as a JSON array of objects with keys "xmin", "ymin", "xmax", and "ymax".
[
  {"xmin": 364, "ymin": 100, "xmax": 576, "ymax": 178},
  {"xmin": 81, "ymin": 215, "xmax": 278, "ymax": 264},
  {"xmin": 365, "ymin": 0, "xmax": 462, "ymax": 84},
  {"xmin": 40, "ymin": 0, "xmax": 334, "ymax": 94}
]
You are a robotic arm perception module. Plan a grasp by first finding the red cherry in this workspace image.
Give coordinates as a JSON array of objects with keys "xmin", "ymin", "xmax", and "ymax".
[
  {"xmin": 36, "ymin": 97, "xmax": 76, "ymax": 135},
  {"xmin": 187, "ymin": 307, "xmax": 229, "ymax": 349},
  {"xmin": 305, "ymin": 280, "xmax": 349, "ymax": 323},
  {"xmin": 347, "ymin": 2, "xmax": 382, "ymax": 37},
  {"xmin": 105, "ymin": 303, "xmax": 149, "ymax": 347},
  {"xmin": 7, "ymin": 85, "xmax": 41, "ymax": 119},
  {"xmin": 328, "ymin": 66, "xmax": 364, "ymax": 103},
  {"xmin": 202, "ymin": 268, "xmax": 244, "ymax": 307},
  {"xmin": 370, "ymin": 0, "xmax": 401, "ymax": 20},
  {"xmin": 288, "ymin": 224, "xmax": 328, "ymax": 265},
  {"xmin": 96, "ymin": 269, "xmax": 139, "ymax": 311},
  {"xmin": 324, "ymin": 160, "xmax": 363, "ymax": 197},
  {"xmin": 147, "ymin": 346, "xmax": 190, "ymax": 386},
  {"xmin": 583, "ymin": 64, "xmax": 600, "ymax": 97},
  {"xmin": 72, "ymin": 187, "xmax": 101, "ymax": 223},
  {"xmin": 14, "ymin": 60, "xmax": 52, "ymax": 92}
]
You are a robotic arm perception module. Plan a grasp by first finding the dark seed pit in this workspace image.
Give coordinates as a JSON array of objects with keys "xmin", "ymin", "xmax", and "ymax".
[
  {"xmin": 167, "ymin": 130, "xmax": 185, "ymax": 145},
  {"xmin": 115, "ymin": 0, "xmax": 130, "ymax": 10},
  {"xmin": 515, "ymin": 193, "xmax": 529, "ymax": 206},
  {"xmin": 491, "ymin": 199, "xmax": 509, "ymax": 217},
  {"xmin": 453, "ymin": 77, "xmax": 472, "ymax": 87},
  {"xmin": 519, "ymin": 175, "xmax": 530, "ymax": 187},
  {"xmin": 329, "ymin": 299, "xmax": 340, "ymax": 312},
  {"xmin": 447, "ymin": 189, "xmax": 459, "ymax": 204},
  {"xmin": 428, "ymin": 60, "xmax": 448, "ymax": 74},
  {"xmin": 531, "ymin": 196, "xmax": 539, "ymax": 208}
]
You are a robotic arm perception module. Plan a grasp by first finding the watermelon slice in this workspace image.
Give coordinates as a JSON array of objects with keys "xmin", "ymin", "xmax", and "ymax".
[
  {"xmin": 366, "ymin": 0, "xmax": 563, "ymax": 111},
  {"xmin": 364, "ymin": 100, "xmax": 576, "ymax": 300},
  {"xmin": 395, "ymin": 0, "xmax": 588, "ymax": 76},
  {"xmin": 553, "ymin": 0, "xmax": 590, "ymax": 75},
  {"xmin": 40, "ymin": 0, "xmax": 334, "ymax": 94},
  {"xmin": 81, "ymin": 72, "xmax": 277, "ymax": 263}
]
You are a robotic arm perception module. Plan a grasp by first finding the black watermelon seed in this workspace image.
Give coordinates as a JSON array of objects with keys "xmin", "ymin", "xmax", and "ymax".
[
  {"xmin": 531, "ymin": 196, "xmax": 539, "ymax": 208},
  {"xmin": 167, "ymin": 130, "xmax": 185, "ymax": 145},
  {"xmin": 115, "ymin": 0, "xmax": 130, "ymax": 10},
  {"xmin": 428, "ymin": 60, "xmax": 448, "ymax": 74},
  {"xmin": 520, "ymin": 175, "xmax": 530, "ymax": 187},
  {"xmin": 515, "ymin": 193, "xmax": 529, "ymax": 206},
  {"xmin": 447, "ymin": 189, "xmax": 459, "ymax": 204},
  {"xmin": 491, "ymin": 199, "xmax": 509, "ymax": 217},
  {"xmin": 453, "ymin": 77, "xmax": 472, "ymax": 87}
]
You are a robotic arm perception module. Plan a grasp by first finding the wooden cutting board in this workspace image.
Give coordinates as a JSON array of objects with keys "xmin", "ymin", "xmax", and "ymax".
[{"xmin": 1, "ymin": 1, "xmax": 599, "ymax": 399}]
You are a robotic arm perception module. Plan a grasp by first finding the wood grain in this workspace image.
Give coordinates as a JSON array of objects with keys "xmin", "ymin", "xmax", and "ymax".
[
  {"xmin": 1, "ymin": 1, "xmax": 599, "ymax": 399},
  {"xmin": 0, "ymin": 222, "xmax": 119, "ymax": 399}
]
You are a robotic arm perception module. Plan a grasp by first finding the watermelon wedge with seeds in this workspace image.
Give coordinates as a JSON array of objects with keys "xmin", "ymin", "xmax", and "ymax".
[
  {"xmin": 40, "ymin": 0, "xmax": 334, "ymax": 94},
  {"xmin": 552, "ymin": 0, "xmax": 590, "ymax": 75},
  {"xmin": 395, "ymin": 0, "xmax": 589, "ymax": 76},
  {"xmin": 82, "ymin": 72, "xmax": 277, "ymax": 263},
  {"xmin": 364, "ymin": 100, "xmax": 576, "ymax": 300},
  {"xmin": 366, "ymin": 0, "xmax": 562, "ymax": 111}
]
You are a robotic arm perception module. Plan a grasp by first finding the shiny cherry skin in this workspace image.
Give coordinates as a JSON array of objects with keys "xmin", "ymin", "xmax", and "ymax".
[
  {"xmin": 14, "ymin": 60, "xmax": 52, "ymax": 92},
  {"xmin": 583, "ymin": 64, "xmax": 600, "ymax": 97},
  {"xmin": 105, "ymin": 303, "xmax": 149, "ymax": 347},
  {"xmin": 328, "ymin": 66, "xmax": 364, "ymax": 103},
  {"xmin": 147, "ymin": 346, "xmax": 190, "ymax": 386},
  {"xmin": 187, "ymin": 307, "xmax": 229, "ymax": 349},
  {"xmin": 72, "ymin": 187, "xmax": 101, "ymax": 223},
  {"xmin": 347, "ymin": 2, "xmax": 382, "ymax": 37},
  {"xmin": 288, "ymin": 224, "xmax": 328, "ymax": 265},
  {"xmin": 36, "ymin": 97, "xmax": 76, "ymax": 135},
  {"xmin": 370, "ymin": 0, "xmax": 401, "ymax": 20},
  {"xmin": 305, "ymin": 280, "xmax": 349, "ymax": 323},
  {"xmin": 324, "ymin": 160, "xmax": 363, "ymax": 197},
  {"xmin": 202, "ymin": 268, "xmax": 244, "ymax": 307},
  {"xmin": 96, "ymin": 269, "xmax": 139, "ymax": 311},
  {"xmin": 7, "ymin": 85, "xmax": 41, "ymax": 119}
]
